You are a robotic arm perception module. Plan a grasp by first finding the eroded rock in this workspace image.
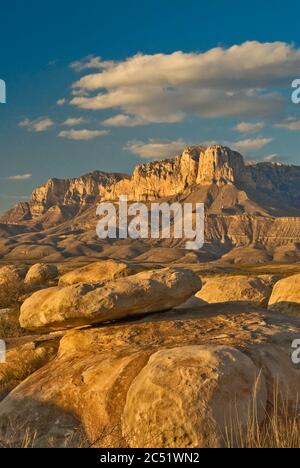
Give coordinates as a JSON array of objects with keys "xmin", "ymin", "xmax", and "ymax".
[
  {"xmin": 268, "ymin": 273, "xmax": 300, "ymax": 317},
  {"xmin": 0, "ymin": 307, "xmax": 298, "ymax": 448},
  {"xmin": 122, "ymin": 345, "xmax": 267, "ymax": 448},
  {"xmin": 25, "ymin": 263, "xmax": 58, "ymax": 287},
  {"xmin": 196, "ymin": 275, "xmax": 273, "ymax": 307},
  {"xmin": 58, "ymin": 260, "xmax": 141, "ymax": 287},
  {"xmin": 20, "ymin": 268, "xmax": 202, "ymax": 330}
]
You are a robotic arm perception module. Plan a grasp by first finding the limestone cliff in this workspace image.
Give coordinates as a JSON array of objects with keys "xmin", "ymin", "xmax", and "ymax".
[
  {"xmin": 1, "ymin": 144, "xmax": 300, "ymax": 263},
  {"xmin": 1, "ymin": 171, "xmax": 127, "ymax": 224}
]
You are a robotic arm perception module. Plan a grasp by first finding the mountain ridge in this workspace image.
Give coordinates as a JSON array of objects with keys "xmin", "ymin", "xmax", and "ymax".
[
  {"xmin": 2, "ymin": 144, "xmax": 300, "ymax": 226},
  {"xmin": 1, "ymin": 144, "xmax": 300, "ymax": 264}
]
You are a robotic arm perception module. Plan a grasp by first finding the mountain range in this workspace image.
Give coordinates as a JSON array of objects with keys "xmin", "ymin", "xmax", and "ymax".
[{"xmin": 1, "ymin": 144, "xmax": 300, "ymax": 265}]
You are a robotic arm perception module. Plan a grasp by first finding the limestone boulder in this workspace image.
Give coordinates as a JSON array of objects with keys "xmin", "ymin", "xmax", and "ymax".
[
  {"xmin": 196, "ymin": 275, "xmax": 273, "ymax": 307},
  {"xmin": 58, "ymin": 260, "xmax": 141, "ymax": 287},
  {"xmin": 268, "ymin": 273, "xmax": 300, "ymax": 317},
  {"xmin": 122, "ymin": 346, "xmax": 267, "ymax": 448},
  {"xmin": 19, "ymin": 268, "xmax": 202, "ymax": 331},
  {"xmin": 25, "ymin": 263, "xmax": 58, "ymax": 287}
]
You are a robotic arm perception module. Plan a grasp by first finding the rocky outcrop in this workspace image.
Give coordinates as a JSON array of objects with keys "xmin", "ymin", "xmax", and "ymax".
[
  {"xmin": 268, "ymin": 273, "xmax": 300, "ymax": 317},
  {"xmin": 104, "ymin": 146, "xmax": 202, "ymax": 201},
  {"xmin": 19, "ymin": 268, "xmax": 202, "ymax": 331},
  {"xmin": 0, "ymin": 171, "xmax": 127, "ymax": 224},
  {"xmin": 58, "ymin": 260, "xmax": 142, "ymax": 287},
  {"xmin": 0, "ymin": 336, "xmax": 59, "ymax": 401},
  {"xmin": 0, "ymin": 306, "xmax": 298, "ymax": 448},
  {"xmin": 195, "ymin": 275, "xmax": 274, "ymax": 307},
  {"xmin": 197, "ymin": 145, "xmax": 245, "ymax": 185},
  {"xmin": 25, "ymin": 263, "xmax": 58, "ymax": 287},
  {"xmin": 122, "ymin": 346, "xmax": 267, "ymax": 448}
]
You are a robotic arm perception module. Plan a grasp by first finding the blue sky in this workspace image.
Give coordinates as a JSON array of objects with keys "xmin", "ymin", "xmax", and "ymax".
[{"xmin": 0, "ymin": 0, "xmax": 300, "ymax": 212}]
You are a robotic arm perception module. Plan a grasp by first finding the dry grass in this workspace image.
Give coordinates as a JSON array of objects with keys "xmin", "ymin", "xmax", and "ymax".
[
  {"xmin": 0, "ymin": 308, "xmax": 27, "ymax": 339},
  {"xmin": 224, "ymin": 381, "xmax": 300, "ymax": 448},
  {"xmin": 1, "ymin": 383, "xmax": 298, "ymax": 448}
]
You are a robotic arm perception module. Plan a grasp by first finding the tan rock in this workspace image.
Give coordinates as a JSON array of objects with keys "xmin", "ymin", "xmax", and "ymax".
[
  {"xmin": 0, "ymin": 337, "xmax": 59, "ymax": 401},
  {"xmin": 0, "ymin": 266, "xmax": 26, "ymax": 308},
  {"xmin": 20, "ymin": 268, "xmax": 202, "ymax": 330},
  {"xmin": 0, "ymin": 308, "xmax": 299, "ymax": 448},
  {"xmin": 122, "ymin": 346, "xmax": 267, "ymax": 448},
  {"xmin": 0, "ymin": 332, "xmax": 150, "ymax": 447},
  {"xmin": 25, "ymin": 263, "xmax": 58, "ymax": 287},
  {"xmin": 59, "ymin": 260, "xmax": 140, "ymax": 286},
  {"xmin": 268, "ymin": 273, "xmax": 300, "ymax": 317},
  {"xmin": 196, "ymin": 275, "xmax": 272, "ymax": 307},
  {"xmin": 197, "ymin": 145, "xmax": 244, "ymax": 185}
]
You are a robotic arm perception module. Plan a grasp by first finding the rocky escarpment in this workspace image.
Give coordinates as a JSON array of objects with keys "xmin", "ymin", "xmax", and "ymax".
[
  {"xmin": 0, "ymin": 171, "xmax": 128, "ymax": 224},
  {"xmin": 1, "ymin": 144, "xmax": 300, "ymax": 263},
  {"xmin": 104, "ymin": 145, "xmax": 247, "ymax": 201},
  {"xmin": 2, "ymin": 145, "xmax": 300, "ymax": 226}
]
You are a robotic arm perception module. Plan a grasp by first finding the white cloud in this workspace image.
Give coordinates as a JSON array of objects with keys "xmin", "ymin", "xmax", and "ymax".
[
  {"xmin": 70, "ymin": 55, "xmax": 111, "ymax": 72},
  {"xmin": 7, "ymin": 174, "xmax": 32, "ymax": 180},
  {"xmin": 231, "ymin": 137, "xmax": 273, "ymax": 152},
  {"xmin": 102, "ymin": 114, "xmax": 148, "ymax": 127},
  {"xmin": 125, "ymin": 139, "xmax": 187, "ymax": 159},
  {"xmin": 62, "ymin": 117, "xmax": 87, "ymax": 127},
  {"xmin": 70, "ymin": 42, "xmax": 300, "ymax": 123},
  {"xmin": 232, "ymin": 121, "xmax": 265, "ymax": 134},
  {"xmin": 58, "ymin": 129, "xmax": 110, "ymax": 140},
  {"xmin": 57, "ymin": 98, "xmax": 67, "ymax": 106},
  {"xmin": 19, "ymin": 117, "xmax": 55, "ymax": 132},
  {"xmin": 275, "ymin": 117, "xmax": 300, "ymax": 131}
]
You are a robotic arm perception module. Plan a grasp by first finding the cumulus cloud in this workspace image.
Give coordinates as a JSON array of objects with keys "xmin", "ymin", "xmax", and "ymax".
[
  {"xmin": 102, "ymin": 114, "xmax": 149, "ymax": 127},
  {"xmin": 70, "ymin": 55, "xmax": 111, "ymax": 72},
  {"xmin": 232, "ymin": 121, "xmax": 265, "ymax": 134},
  {"xmin": 70, "ymin": 42, "xmax": 300, "ymax": 123},
  {"xmin": 19, "ymin": 117, "xmax": 55, "ymax": 132},
  {"xmin": 6, "ymin": 174, "xmax": 32, "ymax": 180},
  {"xmin": 275, "ymin": 117, "xmax": 300, "ymax": 131},
  {"xmin": 124, "ymin": 139, "xmax": 187, "ymax": 159},
  {"xmin": 231, "ymin": 137, "xmax": 273, "ymax": 152},
  {"xmin": 62, "ymin": 117, "xmax": 87, "ymax": 126},
  {"xmin": 57, "ymin": 98, "xmax": 67, "ymax": 106},
  {"xmin": 58, "ymin": 129, "xmax": 110, "ymax": 140}
]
